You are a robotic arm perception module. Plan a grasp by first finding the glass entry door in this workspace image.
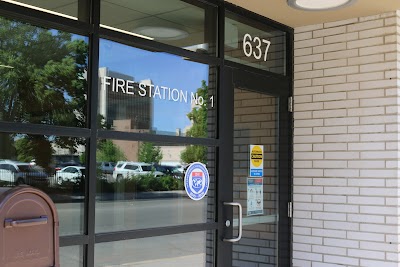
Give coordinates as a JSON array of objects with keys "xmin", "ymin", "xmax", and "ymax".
[{"xmin": 218, "ymin": 67, "xmax": 292, "ymax": 267}]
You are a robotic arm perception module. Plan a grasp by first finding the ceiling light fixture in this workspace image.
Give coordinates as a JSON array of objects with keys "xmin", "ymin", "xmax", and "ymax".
[
  {"xmin": 287, "ymin": 0, "xmax": 357, "ymax": 11},
  {"xmin": 133, "ymin": 26, "xmax": 189, "ymax": 41}
]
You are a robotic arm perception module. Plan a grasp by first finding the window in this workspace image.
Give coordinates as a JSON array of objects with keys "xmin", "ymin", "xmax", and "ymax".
[
  {"xmin": 0, "ymin": 17, "xmax": 89, "ymax": 127},
  {"xmin": 225, "ymin": 11, "xmax": 286, "ymax": 74},
  {"xmin": 98, "ymin": 39, "xmax": 216, "ymax": 137},
  {"xmin": 0, "ymin": 132, "xmax": 86, "ymax": 236},
  {"xmin": 100, "ymin": 0, "xmax": 216, "ymax": 55}
]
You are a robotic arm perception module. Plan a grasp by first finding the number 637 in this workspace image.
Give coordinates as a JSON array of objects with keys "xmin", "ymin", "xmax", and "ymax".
[{"xmin": 243, "ymin": 33, "xmax": 271, "ymax": 61}]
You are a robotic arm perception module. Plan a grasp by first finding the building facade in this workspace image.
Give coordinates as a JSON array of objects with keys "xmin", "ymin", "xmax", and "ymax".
[{"xmin": 0, "ymin": 0, "xmax": 399, "ymax": 267}]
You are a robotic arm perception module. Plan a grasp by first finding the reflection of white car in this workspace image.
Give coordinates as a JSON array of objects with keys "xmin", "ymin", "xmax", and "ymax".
[
  {"xmin": 56, "ymin": 166, "xmax": 85, "ymax": 184},
  {"xmin": 0, "ymin": 160, "xmax": 48, "ymax": 185},
  {"xmin": 112, "ymin": 162, "xmax": 164, "ymax": 180}
]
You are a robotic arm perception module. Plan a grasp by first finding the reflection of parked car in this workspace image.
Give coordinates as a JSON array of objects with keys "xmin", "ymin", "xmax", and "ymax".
[
  {"xmin": 56, "ymin": 166, "xmax": 86, "ymax": 184},
  {"xmin": 0, "ymin": 160, "xmax": 49, "ymax": 186},
  {"xmin": 112, "ymin": 162, "xmax": 164, "ymax": 180},
  {"xmin": 54, "ymin": 161, "xmax": 82, "ymax": 172},
  {"xmin": 97, "ymin": 162, "xmax": 115, "ymax": 174},
  {"xmin": 152, "ymin": 164, "xmax": 182, "ymax": 179}
]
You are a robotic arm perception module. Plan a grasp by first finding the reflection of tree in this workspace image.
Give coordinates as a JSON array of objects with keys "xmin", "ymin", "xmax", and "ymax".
[
  {"xmin": 0, "ymin": 18, "xmax": 88, "ymax": 166},
  {"xmin": 0, "ymin": 135, "xmax": 16, "ymax": 160},
  {"xmin": 181, "ymin": 80, "xmax": 207, "ymax": 163},
  {"xmin": 15, "ymin": 136, "xmax": 52, "ymax": 168},
  {"xmin": 138, "ymin": 142, "xmax": 162, "ymax": 163},
  {"xmin": 97, "ymin": 140, "xmax": 126, "ymax": 162}
]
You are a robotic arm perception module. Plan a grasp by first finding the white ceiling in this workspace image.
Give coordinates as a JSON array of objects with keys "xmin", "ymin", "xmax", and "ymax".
[{"xmin": 226, "ymin": 0, "xmax": 400, "ymax": 28}]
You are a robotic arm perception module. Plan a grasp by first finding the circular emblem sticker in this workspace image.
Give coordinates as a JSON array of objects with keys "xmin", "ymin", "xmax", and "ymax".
[{"xmin": 184, "ymin": 162, "xmax": 210, "ymax": 201}]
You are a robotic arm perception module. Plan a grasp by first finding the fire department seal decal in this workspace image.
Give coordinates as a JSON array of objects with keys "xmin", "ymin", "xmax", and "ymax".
[{"xmin": 184, "ymin": 162, "xmax": 210, "ymax": 201}]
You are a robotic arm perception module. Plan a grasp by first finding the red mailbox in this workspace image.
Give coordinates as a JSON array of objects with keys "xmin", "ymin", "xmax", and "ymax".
[{"xmin": 0, "ymin": 186, "xmax": 59, "ymax": 267}]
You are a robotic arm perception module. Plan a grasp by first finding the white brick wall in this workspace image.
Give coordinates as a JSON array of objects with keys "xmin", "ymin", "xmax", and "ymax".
[{"xmin": 293, "ymin": 11, "xmax": 400, "ymax": 267}]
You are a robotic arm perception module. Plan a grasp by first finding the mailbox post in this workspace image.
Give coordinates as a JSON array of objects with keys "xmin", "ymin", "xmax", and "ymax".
[{"xmin": 0, "ymin": 186, "xmax": 59, "ymax": 267}]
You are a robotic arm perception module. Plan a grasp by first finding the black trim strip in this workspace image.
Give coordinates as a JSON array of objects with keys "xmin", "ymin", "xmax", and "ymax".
[
  {"xmin": 99, "ymin": 27, "xmax": 222, "ymax": 66},
  {"xmin": 232, "ymin": 69, "xmax": 290, "ymax": 97},
  {"xmin": 0, "ymin": 1, "xmax": 92, "ymax": 35},
  {"xmin": 95, "ymin": 222, "xmax": 218, "ymax": 243},
  {"xmin": 182, "ymin": 0, "xmax": 219, "ymax": 9},
  {"xmin": 85, "ymin": 0, "xmax": 101, "ymax": 266},
  {"xmin": 60, "ymin": 235, "xmax": 89, "ymax": 247},
  {"xmin": 225, "ymin": 60, "xmax": 291, "ymax": 82},
  {"xmin": 217, "ymin": 67, "xmax": 234, "ymax": 267},
  {"xmin": 98, "ymin": 130, "xmax": 219, "ymax": 146},
  {"xmin": 0, "ymin": 122, "xmax": 91, "ymax": 137}
]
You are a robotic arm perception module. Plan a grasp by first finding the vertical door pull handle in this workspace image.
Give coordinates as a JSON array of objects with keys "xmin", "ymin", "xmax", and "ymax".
[{"xmin": 223, "ymin": 202, "xmax": 242, "ymax": 242}]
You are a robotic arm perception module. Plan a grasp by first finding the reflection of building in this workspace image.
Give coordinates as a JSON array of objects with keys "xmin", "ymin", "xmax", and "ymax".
[
  {"xmin": 111, "ymin": 120, "xmax": 149, "ymax": 162},
  {"xmin": 98, "ymin": 67, "xmax": 153, "ymax": 130},
  {"xmin": 52, "ymin": 144, "xmax": 84, "ymax": 164},
  {"xmin": 98, "ymin": 68, "xmax": 154, "ymax": 161},
  {"xmin": 97, "ymin": 68, "xmax": 194, "ymax": 162},
  {"xmin": 159, "ymin": 146, "xmax": 185, "ymax": 163}
]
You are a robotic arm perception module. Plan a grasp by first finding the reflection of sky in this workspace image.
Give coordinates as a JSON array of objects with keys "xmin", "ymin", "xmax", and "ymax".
[{"xmin": 99, "ymin": 39, "xmax": 209, "ymax": 133}]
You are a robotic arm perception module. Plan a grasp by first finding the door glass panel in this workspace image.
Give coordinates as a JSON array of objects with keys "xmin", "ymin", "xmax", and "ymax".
[
  {"xmin": 95, "ymin": 139, "xmax": 216, "ymax": 233},
  {"xmin": 233, "ymin": 88, "xmax": 278, "ymax": 266},
  {"xmin": 94, "ymin": 231, "xmax": 215, "ymax": 267}
]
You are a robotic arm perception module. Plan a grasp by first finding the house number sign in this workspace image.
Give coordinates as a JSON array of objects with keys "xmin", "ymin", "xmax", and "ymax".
[{"xmin": 242, "ymin": 33, "xmax": 271, "ymax": 61}]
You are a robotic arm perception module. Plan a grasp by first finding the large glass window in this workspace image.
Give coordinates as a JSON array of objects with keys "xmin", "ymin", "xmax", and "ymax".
[
  {"xmin": 95, "ymin": 139, "xmax": 216, "ymax": 232},
  {"xmin": 95, "ymin": 231, "xmax": 214, "ymax": 267},
  {"xmin": 60, "ymin": 246, "xmax": 84, "ymax": 267},
  {"xmin": 100, "ymin": 0, "xmax": 217, "ymax": 55},
  {"xmin": 98, "ymin": 39, "xmax": 217, "ymax": 138},
  {"xmin": 225, "ymin": 12, "xmax": 286, "ymax": 75},
  {"xmin": 0, "ymin": 132, "xmax": 86, "ymax": 236},
  {"xmin": 0, "ymin": 17, "xmax": 88, "ymax": 127}
]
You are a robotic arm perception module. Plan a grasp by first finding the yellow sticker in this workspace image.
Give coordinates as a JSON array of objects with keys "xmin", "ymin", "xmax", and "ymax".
[{"xmin": 250, "ymin": 145, "xmax": 263, "ymax": 167}]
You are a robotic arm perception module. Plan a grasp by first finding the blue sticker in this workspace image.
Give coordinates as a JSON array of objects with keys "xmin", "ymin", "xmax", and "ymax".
[{"xmin": 184, "ymin": 162, "xmax": 210, "ymax": 201}]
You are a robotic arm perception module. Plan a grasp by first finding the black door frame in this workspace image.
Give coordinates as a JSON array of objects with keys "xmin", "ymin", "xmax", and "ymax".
[{"xmin": 218, "ymin": 66, "xmax": 292, "ymax": 266}]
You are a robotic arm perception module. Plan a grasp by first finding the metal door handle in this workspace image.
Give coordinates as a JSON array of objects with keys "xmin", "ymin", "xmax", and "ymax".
[
  {"xmin": 223, "ymin": 202, "xmax": 242, "ymax": 242},
  {"xmin": 4, "ymin": 216, "xmax": 48, "ymax": 228}
]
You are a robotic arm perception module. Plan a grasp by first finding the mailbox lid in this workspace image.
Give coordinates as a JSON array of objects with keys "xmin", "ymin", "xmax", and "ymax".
[{"xmin": 0, "ymin": 186, "xmax": 59, "ymax": 267}]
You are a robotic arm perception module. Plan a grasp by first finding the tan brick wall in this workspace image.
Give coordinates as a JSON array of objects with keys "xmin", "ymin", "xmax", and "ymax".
[{"xmin": 293, "ymin": 12, "xmax": 400, "ymax": 267}]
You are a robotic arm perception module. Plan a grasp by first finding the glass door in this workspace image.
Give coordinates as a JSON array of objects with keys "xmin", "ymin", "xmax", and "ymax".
[{"xmin": 218, "ymin": 67, "xmax": 292, "ymax": 267}]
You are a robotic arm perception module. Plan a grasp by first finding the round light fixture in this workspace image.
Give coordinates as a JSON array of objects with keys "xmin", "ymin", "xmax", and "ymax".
[
  {"xmin": 287, "ymin": 0, "xmax": 356, "ymax": 11},
  {"xmin": 133, "ymin": 26, "xmax": 189, "ymax": 41}
]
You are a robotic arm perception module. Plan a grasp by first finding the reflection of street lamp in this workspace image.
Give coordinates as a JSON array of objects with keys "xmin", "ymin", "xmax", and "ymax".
[{"xmin": 0, "ymin": 64, "xmax": 14, "ymax": 69}]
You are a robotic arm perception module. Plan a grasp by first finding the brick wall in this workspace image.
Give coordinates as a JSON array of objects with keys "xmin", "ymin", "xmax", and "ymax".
[{"xmin": 293, "ymin": 12, "xmax": 400, "ymax": 267}]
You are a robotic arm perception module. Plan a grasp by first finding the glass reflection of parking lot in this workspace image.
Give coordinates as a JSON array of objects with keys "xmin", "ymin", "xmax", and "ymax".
[
  {"xmin": 0, "ymin": 132, "xmax": 86, "ymax": 236},
  {"xmin": 95, "ymin": 139, "xmax": 215, "ymax": 233}
]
